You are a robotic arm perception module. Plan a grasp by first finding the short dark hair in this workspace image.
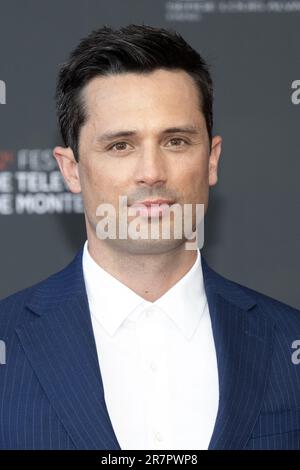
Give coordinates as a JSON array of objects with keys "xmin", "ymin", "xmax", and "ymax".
[{"xmin": 55, "ymin": 24, "xmax": 214, "ymax": 162}]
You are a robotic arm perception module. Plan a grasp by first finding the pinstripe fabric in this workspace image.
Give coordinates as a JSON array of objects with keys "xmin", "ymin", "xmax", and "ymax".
[{"xmin": 1, "ymin": 247, "xmax": 300, "ymax": 449}]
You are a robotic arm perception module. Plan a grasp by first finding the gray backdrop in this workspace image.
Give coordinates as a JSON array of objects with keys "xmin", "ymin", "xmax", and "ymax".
[{"xmin": 0, "ymin": 0, "xmax": 299, "ymax": 309}]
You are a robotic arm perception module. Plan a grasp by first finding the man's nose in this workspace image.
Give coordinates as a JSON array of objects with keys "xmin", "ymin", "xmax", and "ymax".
[{"xmin": 133, "ymin": 144, "xmax": 168, "ymax": 186}]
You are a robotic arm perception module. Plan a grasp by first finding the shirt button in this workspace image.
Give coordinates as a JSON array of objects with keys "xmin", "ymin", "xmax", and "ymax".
[
  {"xmin": 154, "ymin": 431, "xmax": 163, "ymax": 442},
  {"xmin": 145, "ymin": 305, "xmax": 156, "ymax": 318},
  {"xmin": 150, "ymin": 361, "xmax": 158, "ymax": 372}
]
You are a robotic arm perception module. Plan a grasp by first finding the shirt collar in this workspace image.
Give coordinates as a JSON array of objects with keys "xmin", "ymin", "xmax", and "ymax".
[{"xmin": 82, "ymin": 240, "xmax": 207, "ymax": 340}]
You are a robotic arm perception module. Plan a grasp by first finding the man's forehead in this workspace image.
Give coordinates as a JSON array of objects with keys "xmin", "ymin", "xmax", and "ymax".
[
  {"xmin": 80, "ymin": 69, "xmax": 204, "ymax": 135},
  {"xmin": 82, "ymin": 68, "xmax": 199, "ymax": 103}
]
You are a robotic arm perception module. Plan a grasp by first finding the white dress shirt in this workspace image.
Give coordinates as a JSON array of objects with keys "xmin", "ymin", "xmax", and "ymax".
[{"xmin": 82, "ymin": 241, "xmax": 219, "ymax": 450}]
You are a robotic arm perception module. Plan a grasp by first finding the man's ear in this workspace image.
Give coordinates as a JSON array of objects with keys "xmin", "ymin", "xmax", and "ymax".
[
  {"xmin": 53, "ymin": 146, "xmax": 81, "ymax": 193},
  {"xmin": 208, "ymin": 135, "xmax": 222, "ymax": 187}
]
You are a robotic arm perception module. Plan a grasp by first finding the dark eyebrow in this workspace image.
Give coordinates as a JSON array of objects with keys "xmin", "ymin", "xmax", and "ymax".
[{"xmin": 96, "ymin": 126, "xmax": 200, "ymax": 143}]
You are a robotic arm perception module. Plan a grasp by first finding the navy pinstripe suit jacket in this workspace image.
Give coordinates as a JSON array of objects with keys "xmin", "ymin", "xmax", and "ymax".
[{"xmin": 1, "ymin": 247, "xmax": 300, "ymax": 450}]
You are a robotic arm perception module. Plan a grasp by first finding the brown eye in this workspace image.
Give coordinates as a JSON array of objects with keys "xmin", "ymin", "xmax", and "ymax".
[
  {"xmin": 110, "ymin": 142, "xmax": 129, "ymax": 151},
  {"xmin": 168, "ymin": 138, "xmax": 188, "ymax": 147}
]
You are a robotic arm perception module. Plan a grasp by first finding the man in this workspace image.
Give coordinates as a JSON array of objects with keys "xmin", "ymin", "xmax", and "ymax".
[{"xmin": 1, "ymin": 24, "xmax": 300, "ymax": 451}]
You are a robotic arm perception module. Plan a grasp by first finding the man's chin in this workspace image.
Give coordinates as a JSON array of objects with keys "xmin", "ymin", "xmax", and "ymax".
[{"xmin": 102, "ymin": 237, "xmax": 187, "ymax": 255}]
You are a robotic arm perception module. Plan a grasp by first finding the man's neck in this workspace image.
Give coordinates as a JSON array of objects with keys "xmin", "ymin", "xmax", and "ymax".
[{"xmin": 86, "ymin": 237, "xmax": 198, "ymax": 302}]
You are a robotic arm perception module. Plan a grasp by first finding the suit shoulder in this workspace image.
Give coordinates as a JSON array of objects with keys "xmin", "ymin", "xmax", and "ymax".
[
  {"xmin": 0, "ymin": 249, "xmax": 83, "ymax": 334},
  {"xmin": 0, "ymin": 284, "xmax": 34, "ymax": 314},
  {"xmin": 204, "ymin": 259, "xmax": 300, "ymax": 318},
  {"xmin": 0, "ymin": 265, "xmax": 69, "ymax": 331},
  {"xmin": 228, "ymin": 276, "xmax": 300, "ymax": 327},
  {"xmin": 0, "ymin": 284, "xmax": 36, "ymax": 337}
]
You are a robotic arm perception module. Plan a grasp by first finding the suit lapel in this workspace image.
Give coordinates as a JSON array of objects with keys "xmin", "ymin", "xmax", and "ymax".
[
  {"xmin": 15, "ymin": 249, "xmax": 121, "ymax": 450},
  {"xmin": 201, "ymin": 257, "xmax": 275, "ymax": 449}
]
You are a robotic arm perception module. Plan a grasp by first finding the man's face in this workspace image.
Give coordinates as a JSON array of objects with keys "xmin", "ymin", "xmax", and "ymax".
[{"xmin": 54, "ymin": 68, "xmax": 221, "ymax": 254}]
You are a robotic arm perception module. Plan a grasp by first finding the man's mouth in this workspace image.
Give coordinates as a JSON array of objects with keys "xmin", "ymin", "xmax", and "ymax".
[{"xmin": 129, "ymin": 199, "xmax": 175, "ymax": 218}]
